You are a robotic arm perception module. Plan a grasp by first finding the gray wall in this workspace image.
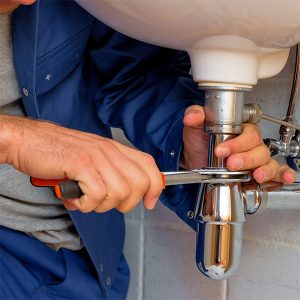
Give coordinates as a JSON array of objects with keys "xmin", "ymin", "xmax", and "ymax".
[{"xmin": 112, "ymin": 47, "xmax": 300, "ymax": 300}]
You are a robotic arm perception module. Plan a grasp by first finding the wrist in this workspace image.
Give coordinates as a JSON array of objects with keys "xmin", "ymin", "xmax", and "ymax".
[{"xmin": 0, "ymin": 115, "xmax": 23, "ymax": 164}]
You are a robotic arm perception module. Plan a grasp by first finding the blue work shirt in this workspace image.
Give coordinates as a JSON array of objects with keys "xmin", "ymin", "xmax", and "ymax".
[{"xmin": 12, "ymin": 0, "xmax": 202, "ymax": 294}]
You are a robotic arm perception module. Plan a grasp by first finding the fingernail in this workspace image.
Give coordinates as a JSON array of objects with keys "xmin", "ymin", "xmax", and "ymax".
[
  {"xmin": 216, "ymin": 147, "xmax": 230, "ymax": 157},
  {"xmin": 147, "ymin": 196, "xmax": 158, "ymax": 210},
  {"xmin": 231, "ymin": 158, "xmax": 244, "ymax": 170},
  {"xmin": 261, "ymin": 172, "xmax": 268, "ymax": 182},
  {"xmin": 184, "ymin": 109, "xmax": 198, "ymax": 116},
  {"xmin": 147, "ymin": 202, "xmax": 155, "ymax": 210},
  {"xmin": 285, "ymin": 171, "xmax": 295, "ymax": 184}
]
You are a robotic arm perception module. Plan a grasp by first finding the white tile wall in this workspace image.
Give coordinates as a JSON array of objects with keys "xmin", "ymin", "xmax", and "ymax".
[{"xmin": 114, "ymin": 46, "xmax": 300, "ymax": 300}]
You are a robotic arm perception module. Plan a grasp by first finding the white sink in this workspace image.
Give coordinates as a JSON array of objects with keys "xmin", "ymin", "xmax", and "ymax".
[{"xmin": 75, "ymin": 0, "xmax": 300, "ymax": 86}]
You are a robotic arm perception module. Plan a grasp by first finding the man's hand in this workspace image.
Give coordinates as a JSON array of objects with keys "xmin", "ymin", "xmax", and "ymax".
[
  {"xmin": 0, "ymin": 115, "xmax": 163, "ymax": 213},
  {"xmin": 180, "ymin": 105, "xmax": 296, "ymax": 184}
]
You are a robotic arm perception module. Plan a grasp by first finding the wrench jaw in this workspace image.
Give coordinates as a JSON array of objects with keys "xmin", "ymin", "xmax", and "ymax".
[{"xmin": 162, "ymin": 168, "xmax": 251, "ymax": 186}]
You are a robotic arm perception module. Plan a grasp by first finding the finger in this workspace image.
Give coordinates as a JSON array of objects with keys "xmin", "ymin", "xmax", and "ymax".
[
  {"xmin": 63, "ymin": 156, "xmax": 108, "ymax": 212},
  {"xmin": 91, "ymin": 144, "xmax": 140, "ymax": 213},
  {"xmin": 226, "ymin": 144, "xmax": 271, "ymax": 171},
  {"xmin": 253, "ymin": 161, "xmax": 296, "ymax": 184},
  {"xmin": 62, "ymin": 199, "xmax": 79, "ymax": 211},
  {"xmin": 112, "ymin": 143, "xmax": 163, "ymax": 210},
  {"xmin": 97, "ymin": 141, "xmax": 159, "ymax": 212},
  {"xmin": 215, "ymin": 124, "xmax": 263, "ymax": 158},
  {"xmin": 104, "ymin": 158, "xmax": 152, "ymax": 213},
  {"xmin": 183, "ymin": 105, "xmax": 205, "ymax": 128},
  {"xmin": 65, "ymin": 145, "xmax": 130, "ymax": 213},
  {"xmin": 71, "ymin": 170, "xmax": 108, "ymax": 213},
  {"xmin": 252, "ymin": 159, "xmax": 280, "ymax": 183},
  {"xmin": 271, "ymin": 165, "xmax": 295, "ymax": 184},
  {"xmin": 120, "ymin": 150, "xmax": 161, "ymax": 210}
]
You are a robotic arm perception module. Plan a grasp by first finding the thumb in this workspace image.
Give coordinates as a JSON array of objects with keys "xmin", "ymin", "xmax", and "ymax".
[{"xmin": 183, "ymin": 105, "xmax": 205, "ymax": 128}]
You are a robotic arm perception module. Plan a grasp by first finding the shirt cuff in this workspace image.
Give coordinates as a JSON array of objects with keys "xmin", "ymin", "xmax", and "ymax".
[
  {"xmin": 162, "ymin": 116, "xmax": 184, "ymax": 172},
  {"xmin": 160, "ymin": 115, "xmax": 199, "ymax": 231}
]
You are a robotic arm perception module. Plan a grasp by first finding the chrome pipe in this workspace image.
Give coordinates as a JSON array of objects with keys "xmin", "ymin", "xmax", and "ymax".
[
  {"xmin": 242, "ymin": 181, "xmax": 300, "ymax": 213},
  {"xmin": 279, "ymin": 44, "xmax": 299, "ymax": 146},
  {"xmin": 196, "ymin": 87, "xmax": 248, "ymax": 280},
  {"xmin": 266, "ymin": 190, "xmax": 300, "ymax": 209},
  {"xmin": 286, "ymin": 44, "xmax": 299, "ymax": 119},
  {"xmin": 196, "ymin": 183, "xmax": 245, "ymax": 280}
]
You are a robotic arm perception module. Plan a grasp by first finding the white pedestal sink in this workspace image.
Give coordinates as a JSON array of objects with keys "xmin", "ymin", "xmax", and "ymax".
[{"xmin": 75, "ymin": 0, "xmax": 300, "ymax": 86}]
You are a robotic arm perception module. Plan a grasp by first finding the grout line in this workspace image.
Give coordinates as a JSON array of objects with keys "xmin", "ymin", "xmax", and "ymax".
[
  {"xmin": 243, "ymin": 234, "xmax": 300, "ymax": 253},
  {"xmin": 221, "ymin": 280, "xmax": 228, "ymax": 300}
]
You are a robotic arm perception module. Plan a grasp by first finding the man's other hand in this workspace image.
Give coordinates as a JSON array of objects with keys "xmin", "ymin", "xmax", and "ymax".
[
  {"xmin": 181, "ymin": 105, "xmax": 296, "ymax": 184},
  {"xmin": 0, "ymin": 115, "xmax": 163, "ymax": 213}
]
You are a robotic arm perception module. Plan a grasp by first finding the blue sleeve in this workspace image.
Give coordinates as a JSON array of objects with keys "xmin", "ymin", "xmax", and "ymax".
[{"xmin": 89, "ymin": 22, "xmax": 204, "ymax": 230}]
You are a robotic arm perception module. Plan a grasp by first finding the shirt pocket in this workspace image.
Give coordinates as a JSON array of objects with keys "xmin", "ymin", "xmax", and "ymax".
[{"xmin": 35, "ymin": 24, "xmax": 92, "ymax": 96}]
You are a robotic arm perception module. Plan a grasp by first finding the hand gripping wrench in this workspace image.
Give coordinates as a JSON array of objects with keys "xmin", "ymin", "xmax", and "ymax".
[{"xmin": 31, "ymin": 168, "xmax": 251, "ymax": 200}]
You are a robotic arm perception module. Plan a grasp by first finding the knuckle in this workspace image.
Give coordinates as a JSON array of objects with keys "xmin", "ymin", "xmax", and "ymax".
[
  {"xmin": 104, "ymin": 186, "xmax": 130, "ymax": 203},
  {"xmin": 143, "ymin": 153, "xmax": 156, "ymax": 166},
  {"xmin": 98, "ymin": 139, "xmax": 118, "ymax": 152},
  {"xmin": 79, "ymin": 201, "xmax": 94, "ymax": 213},
  {"xmin": 137, "ymin": 175, "xmax": 151, "ymax": 191},
  {"xmin": 149, "ymin": 179, "xmax": 163, "ymax": 197},
  {"xmin": 117, "ymin": 194, "xmax": 142, "ymax": 213},
  {"xmin": 94, "ymin": 202, "xmax": 112, "ymax": 213},
  {"xmin": 94, "ymin": 207, "xmax": 107, "ymax": 213},
  {"xmin": 269, "ymin": 166, "xmax": 278, "ymax": 179},
  {"xmin": 116, "ymin": 206, "xmax": 129, "ymax": 213},
  {"xmin": 253, "ymin": 129, "xmax": 262, "ymax": 145},
  {"xmin": 245, "ymin": 155, "xmax": 255, "ymax": 168},
  {"xmin": 95, "ymin": 187, "xmax": 107, "ymax": 201},
  {"xmin": 117, "ymin": 186, "xmax": 131, "ymax": 200},
  {"xmin": 116, "ymin": 203, "xmax": 134, "ymax": 214},
  {"xmin": 262, "ymin": 145, "xmax": 271, "ymax": 160},
  {"xmin": 79, "ymin": 190, "xmax": 107, "ymax": 213},
  {"xmin": 78, "ymin": 202, "xmax": 94, "ymax": 213},
  {"xmin": 154, "ymin": 184, "xmax": 163, "ymax": 196},
  {"xmin": 73, "ymin": 152, "xmax": 92, "ymax": 169}
]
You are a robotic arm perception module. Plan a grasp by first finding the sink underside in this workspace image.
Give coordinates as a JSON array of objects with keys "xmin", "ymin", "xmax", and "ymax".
[
  {"xmin": 75, "ymin": 0, "xmax": 300, "ymax": 85},
  {"xmin": 76, "ymin": 0, "xmax": 300, "ymax": 50}
]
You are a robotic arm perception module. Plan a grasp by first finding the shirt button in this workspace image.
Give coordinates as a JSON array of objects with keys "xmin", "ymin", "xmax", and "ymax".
[
  {"xmin": 22, "ymin": 88, "xmax": 29, "ymax": 97},
  {"xmin": 106, "ymin": 276, "xmax": 111, "ymax": 286},
  {"xmin": 100, "ymin": 264, "xmax": 104, "ymax": 272},
  {"xmin": 187, "ymin": 210, "xmax": 194, "ymax": 219},
  {"xmin": 45, "ymin": 74, "xmax": 52, "ymax": 81},
  {"xmin": 170, "ymin": 150, "xmax": 175, "ymax": 158}
]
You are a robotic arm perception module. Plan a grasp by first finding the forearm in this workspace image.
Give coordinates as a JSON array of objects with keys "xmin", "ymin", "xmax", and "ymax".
[
  {"xmin": 0, "ymin": 114, "xmax": 24, "ymax": 166},
  {"xmin": 0, "ymin": 114, "xmax": 164, "ymax": 213}
]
